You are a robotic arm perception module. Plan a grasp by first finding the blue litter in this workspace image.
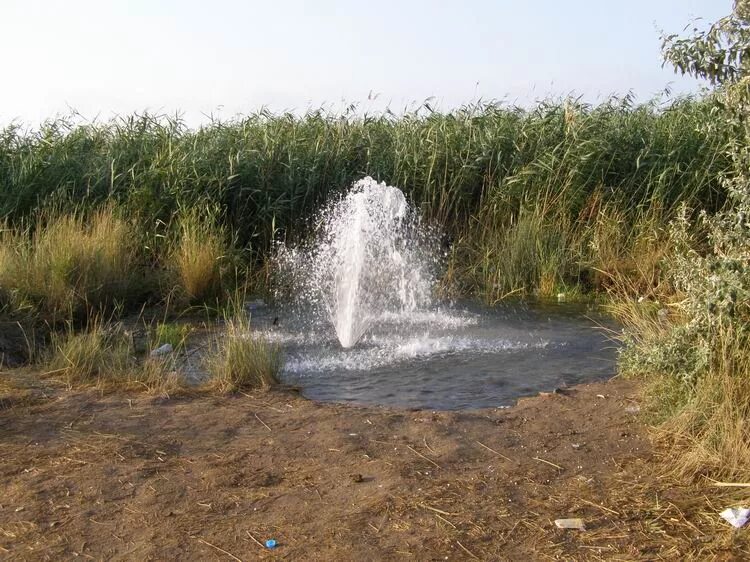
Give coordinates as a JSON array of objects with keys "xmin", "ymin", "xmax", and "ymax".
[{"xmin": 265, "ymin": 539, "xmax": 277, "ymax": 549}]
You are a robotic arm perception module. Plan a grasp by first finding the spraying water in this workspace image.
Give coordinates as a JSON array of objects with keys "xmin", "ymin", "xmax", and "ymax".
[
  {"xmin": 265, "ymin": 177, "xmax": 617, "ymax": 409},
  {"xmin": 275, "ymin": 177, "xmax": 437, "ymax": 348}
]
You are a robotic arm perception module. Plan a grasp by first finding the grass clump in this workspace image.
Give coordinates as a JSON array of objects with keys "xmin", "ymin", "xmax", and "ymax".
[
  {"xmin": 170, "ymin": 206, "xmax": 233, "ymax": 306},
  {"xmin": 205, "ymin": 315, "xmax": 281, "ymax": 393},
  {"xmin": 0, "ymin": 207, "xmax": 139, "ymax": 320},
  {"xmin": 46, "ymin": 320, "xmax": 186, "ymax": 395},
  {"xmin": 131, "ymin": 356, "xmax": 186, "ymax": 397},
  {"xmin": 151, "ymin": 322, "xmax": 192, "ymax": 352},
  {"xmin": 47, "ymin": 321, "xmax": 133, "ymax": 387}
]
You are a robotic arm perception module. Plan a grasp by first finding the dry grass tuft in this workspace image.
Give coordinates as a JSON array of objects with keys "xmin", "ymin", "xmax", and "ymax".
[
  {"xmin": 129, "ymin": 356, "xmax": 186, "ymax": 397},
  {"xmin": 204, "ymin": 315, "xmax": 281, "ymax": 393},
  {"xmin": 46, "ymin": 321, "xmax": 133, "ymax": 388},
  {"xmin": 171, "ymin": 208, "xmax": 230, "ymax": 305},
  {"xmin": 0, "ymin": 207, "xmax": 138, "ymax": 320}
]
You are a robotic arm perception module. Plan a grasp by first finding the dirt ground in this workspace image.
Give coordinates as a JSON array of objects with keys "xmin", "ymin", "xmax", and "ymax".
[{"xmin": 1, "ymin": 376, "xmax": 749, "ymax": 561}]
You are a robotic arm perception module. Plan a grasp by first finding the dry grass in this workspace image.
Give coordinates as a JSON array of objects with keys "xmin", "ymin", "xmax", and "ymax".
[
  {"xmin": 46, "ymin": 321, "xmax": 133, "ymax": 388},
  {"xmin": 171, "ymin": 208, "xmax": 229, "ymax": 305},
  {"xmin": 0, "ymin": 369, "xmax": 54, "ymax": 410},
  {"xmin": 0, "ymin": 207, "xmax": 138, "ymax": 319},
  {"xmin": 655, "ymin": 327, "xmax": 750, "ymax": 481},
  {"xmin": 204, "ymin": 315, "xmax": 281, "ymax": 393},
  {"xmin": 129, "ymin": 356, "xmax": 186, "ymax": 397}
]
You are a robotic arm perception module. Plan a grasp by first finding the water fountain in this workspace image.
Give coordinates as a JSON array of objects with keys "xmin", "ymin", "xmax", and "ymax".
[
  {"xmin": 267, "ymin": 177, "xmax": 617, "ymax": 410},
  {"xmin": 275, "ymin": 176, "xmax": 437, "ymax": 348}
]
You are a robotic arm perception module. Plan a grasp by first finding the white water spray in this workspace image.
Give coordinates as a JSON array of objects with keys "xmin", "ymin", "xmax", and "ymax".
[{"xmin": 275, "ymin": 177, "xmax": 437, "ymax": 348}]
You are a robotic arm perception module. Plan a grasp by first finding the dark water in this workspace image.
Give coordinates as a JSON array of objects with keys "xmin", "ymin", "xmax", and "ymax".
[{"xmin": 252, "ymin": 301, "xmax": 619, "ymax": 410}]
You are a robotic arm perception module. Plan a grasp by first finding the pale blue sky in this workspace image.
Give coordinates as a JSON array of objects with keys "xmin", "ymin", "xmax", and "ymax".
[{"xmin": 0, "ymin": 0, "xmax": 731, "ymax": 126}]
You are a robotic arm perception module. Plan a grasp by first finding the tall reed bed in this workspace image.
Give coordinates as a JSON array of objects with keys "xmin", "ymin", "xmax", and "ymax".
[{"xmin": 0, "ymin": 97, "xmax": 731, "ymax": 263}]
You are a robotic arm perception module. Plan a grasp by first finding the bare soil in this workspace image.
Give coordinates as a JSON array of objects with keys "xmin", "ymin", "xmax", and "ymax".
[{"xmin": 1, "ymin": 376, "xmax": 748, "ymax": 560}]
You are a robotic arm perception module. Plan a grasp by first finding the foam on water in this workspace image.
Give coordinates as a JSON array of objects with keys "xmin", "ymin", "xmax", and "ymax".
[{"xmin": 274, "ymin": 330, "xmax": 550, "ymax": 375}]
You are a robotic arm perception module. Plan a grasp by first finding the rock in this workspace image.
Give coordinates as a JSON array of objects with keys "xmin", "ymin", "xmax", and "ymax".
[
  {"xmin": 150, "ymin": 343, "xmax": 173, "ymax": 357},
  {"xmin": 246, "ymin": 299, "xmax": 266, "ymax": 312}
]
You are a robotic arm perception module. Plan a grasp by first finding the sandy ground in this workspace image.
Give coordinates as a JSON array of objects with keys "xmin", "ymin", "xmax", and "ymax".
[{"xmin": 1, "ymin": 377, "xmax": 748, "ymax": 561}]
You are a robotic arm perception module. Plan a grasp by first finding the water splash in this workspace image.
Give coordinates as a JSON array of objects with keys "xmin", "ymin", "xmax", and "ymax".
[{"xmin": 275, "ymin": 177, "xmax": 438, "ymax": 348}]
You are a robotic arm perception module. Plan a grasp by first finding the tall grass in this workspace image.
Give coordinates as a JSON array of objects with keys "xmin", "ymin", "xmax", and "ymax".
[
  {"xmin": 0, "ymin": 97, "xmax": 733, "ymax": 302},
  {"xmin": 168, "ymin": 205, "xmax": 236, "ymax": 305},
  {"xmin": 0, "ymin": 207, "xmax": 139, "ymax": 319},
  {"xmin": 0, "ymin": 97, "xmax": 731, "ymax": 267}
]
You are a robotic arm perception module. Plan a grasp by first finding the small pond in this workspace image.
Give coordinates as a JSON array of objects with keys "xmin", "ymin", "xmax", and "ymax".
[{"xmin": 251, "ymin": 301, "xmax": 619, "ymax": 410}]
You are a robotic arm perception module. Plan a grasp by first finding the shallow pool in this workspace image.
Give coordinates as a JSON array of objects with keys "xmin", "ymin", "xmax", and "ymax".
[{"xmin": 251, "ymin": 300, "xmax": 619, "ymax": 410}]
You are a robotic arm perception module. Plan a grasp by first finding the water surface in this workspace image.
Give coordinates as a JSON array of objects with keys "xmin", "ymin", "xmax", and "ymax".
[{"xmin": 252, "ymin": 301, "xmax": 618, "ymax": 410}]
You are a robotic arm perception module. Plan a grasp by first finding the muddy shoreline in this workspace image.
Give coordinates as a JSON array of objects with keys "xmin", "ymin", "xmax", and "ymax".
[{"xmin": 1, "ymin": 377, "xmax": 747, "ymax": 560}]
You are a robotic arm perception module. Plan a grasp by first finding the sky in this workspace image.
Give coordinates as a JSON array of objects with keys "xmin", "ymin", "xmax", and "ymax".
[{"xmin": 0, "ymin": 0, "xmax": 733, "ymax": 127}]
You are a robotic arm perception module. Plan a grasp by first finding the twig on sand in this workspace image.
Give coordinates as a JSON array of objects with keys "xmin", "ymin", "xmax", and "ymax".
[
  {"xmin": 434, "ymin": 513, "xmax": 457, "ymax": 528},
  {"xmin": 407, "ymin": 445, "xmax": 440, "ymax": 469},
  {"xmin": 423, "ymin": 436, "xmax": 437, "ymax": 455},
  {"xmin": 245, "ymin": 530, "xmax": 265, "ymax": 548},
  {"xmin": 579, "ymin": 498, "xmax": 620, "ymax": 515},
  {"xmin": 475, "ymin": 440, "xmax": 513, "ymax": 463},
  {"xmin": 419, "ymin": 503, "xmax": 455, "ymax": 517},
  {"xmin": 254, "ymin": 413, "xmax": 271, "ymax": 432},
  {"xmin": 196, "ymin": 538, "xmax": 243, "ymax": 561},
  {"xmin": 456, "ymin": 540, "xmax": 480, "ymax": 559},
  {"xmin": 533, "ymin": 456, "xmax": 563, "ymax": 471}
]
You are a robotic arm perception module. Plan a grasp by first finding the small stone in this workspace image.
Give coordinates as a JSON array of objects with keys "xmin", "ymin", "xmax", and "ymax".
[
  {"xmin": 350, "ymin": 473, "xmax": 364, "ymax": 483},
  {"xmin": 150, "ymin": 343, "xmax": 173, "ymax": 357}
]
